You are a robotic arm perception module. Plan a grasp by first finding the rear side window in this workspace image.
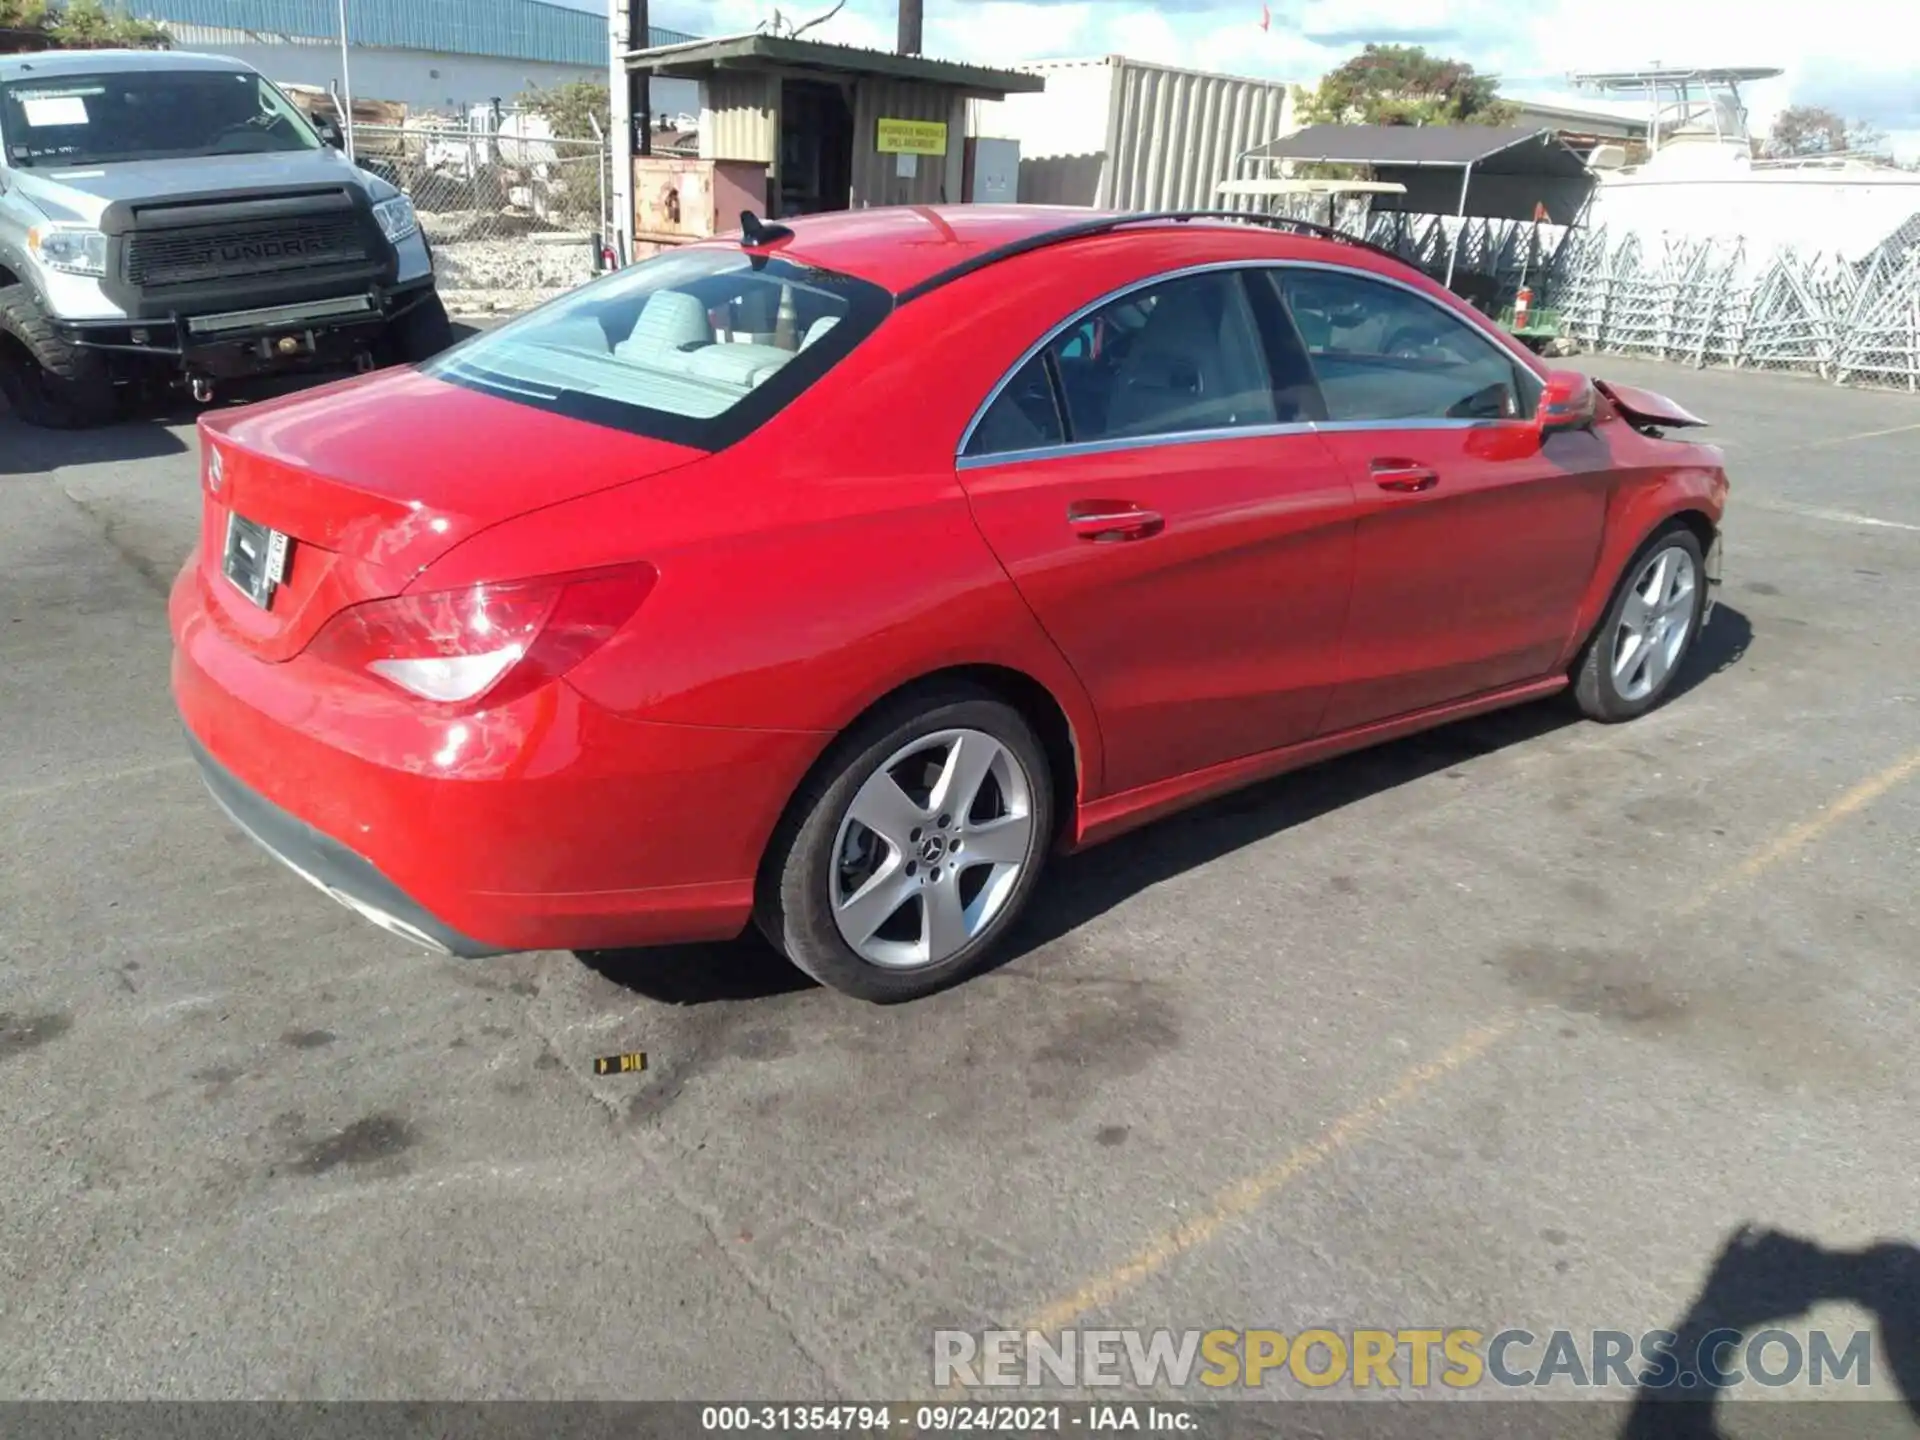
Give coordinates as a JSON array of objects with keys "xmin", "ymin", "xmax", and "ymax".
[
  {"xmin": 424, "ymin": 247, "xmax": 892, "ymax": 448},
  {"xmin": 1276, "ymin": 269, "xmax": 1540, "ymax": 423},
  {"xmin": 965, "ymin": 269, "xmax": 1279, "ymax": 459},
  {"xmin": 967, "ymin": 354, "xmax": 1065, "ymax": 455}
]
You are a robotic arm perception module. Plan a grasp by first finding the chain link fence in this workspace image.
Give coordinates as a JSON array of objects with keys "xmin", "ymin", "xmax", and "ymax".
[
  {"xmin": 1351, "ymin": 210, "xmax": 1920, "ymax": 392},
  {"xmin": 333, "ymin": 139, "xmax": 1920, "ymax": 387},
  {"xmin": 1549, "ymin": 223, "xmax": 1920, "ymax": 390},
  {"xmin": 351, "ymin": 121, "xmax": 610, "ymax": 316}
]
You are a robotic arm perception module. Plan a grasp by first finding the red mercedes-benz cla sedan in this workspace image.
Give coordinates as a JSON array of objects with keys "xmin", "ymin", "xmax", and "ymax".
[{"xmin": 171, "ymin": 205, "xmax": 1728, "ymax": 1001}]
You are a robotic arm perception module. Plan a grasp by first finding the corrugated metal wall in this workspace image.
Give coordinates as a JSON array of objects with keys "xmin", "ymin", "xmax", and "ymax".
[
  {"xmin": 701, "ymin": 71, "xmax": 779, "ymax": 165},
  {"xmin": 967, "ymin": 58, "xmax": 1114, "ymax": 158},
  {"xmin": 850, "ymin": 79, "xmax": 966, "ymax": 208},
  {"xmin": 966, "ymin": 56, "xmax": 1297, "ymax": 212},
  {"xmin": 1101, "ymin": 59, "xmax": 1295, "ymax": 211},
  {"xmin": 130, "ymin": 0, "xmax": 696, "ymax": 68}
]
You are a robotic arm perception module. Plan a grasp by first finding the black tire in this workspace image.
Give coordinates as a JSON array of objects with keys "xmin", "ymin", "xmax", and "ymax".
[
  {"xmin": 0, "ymin": 284, "xmax": 120, "ymax": 429},
  {"xmin": 1570, "ymin": 521, "xmax": 1708, "ymax": 722},
  {"xmin": 754, "ymin": 685, "xmax": 1056, "ymax": 1003},
  {"xmin": 383, "ymin": 290, "xmax": 454, "ymax": 365}
]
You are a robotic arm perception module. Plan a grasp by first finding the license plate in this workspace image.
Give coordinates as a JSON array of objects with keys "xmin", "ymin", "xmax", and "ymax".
[{"xmin": 222, "ymin": 510, "xmax": 293, "ymax": 609}]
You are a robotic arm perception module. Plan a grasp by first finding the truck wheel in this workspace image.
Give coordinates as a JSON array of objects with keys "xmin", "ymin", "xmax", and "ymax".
[
  {"xmin": 383, "ymin": 291, "xmax": 454, "ymax": 365},
  {"xmin": 0, "ymin": 285, "xmax": 119, "ymax": 429}
]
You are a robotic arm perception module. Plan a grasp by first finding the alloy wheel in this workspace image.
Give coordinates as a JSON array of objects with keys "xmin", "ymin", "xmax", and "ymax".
[
  {"xmin": 829, "ymin": 728, "xmax": 1036, "ymax": 970},
  {"xmin": 1612, "ymin": 543, "xmax": 1698, "ymax": 703}
]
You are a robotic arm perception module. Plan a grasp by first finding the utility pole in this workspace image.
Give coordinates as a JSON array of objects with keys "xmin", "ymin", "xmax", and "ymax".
[
  {"xmin": 631, "ymin": 0, "xmax": 652, "ymax": 158},
  {"xmin": 607, "ymin": 0, "xmax": 628, "ymax": 265},
  {"xmin": 607, "ymin": 0, "xmax": 638, "ymax": 264},
  {"xmin": 897, "ymin": 0, "xmax": 921, "ymax": 55},
  {"xmin": 335, "ymin": 0, "xmax": 355, "ymax": 162},
  {"xmin": 609, "ymin": 0, "xmax": 651, "ymax": 266}
]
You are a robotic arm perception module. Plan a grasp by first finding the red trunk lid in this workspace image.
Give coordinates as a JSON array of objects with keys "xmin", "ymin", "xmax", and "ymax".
[{"xmin": 193, "ymin": 368, "xmax": 704, "ymax": 661}]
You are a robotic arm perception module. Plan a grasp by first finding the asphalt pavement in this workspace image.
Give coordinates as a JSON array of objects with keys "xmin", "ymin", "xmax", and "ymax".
[{"xmin": 2, "ymin": 349, "xmax": 1917, "ymax": 1418}]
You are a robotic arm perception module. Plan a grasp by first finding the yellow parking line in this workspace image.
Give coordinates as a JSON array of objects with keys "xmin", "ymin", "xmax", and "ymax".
[
  {"xmin": 1017, "ymin": 1017, "xmax": 1519, "ymax": 1335},
  {"xmin": 1002, "ymin": 745, "xmax": 1920, "ymax": 1342},
  {"xmin": 1754, "ymin": 501, "xmax": 1920, "ymax": 534},
  {"xmin": 1676, "ymin": 747, "xmax": 1920, "ymax": 917},
  {"xmin": 1788, "ymin": 420, "xmax": 1920, "ymax": 451},
  {"xmin": 0, "ymin": 756, "xmax": 193, "ymax": 806}
]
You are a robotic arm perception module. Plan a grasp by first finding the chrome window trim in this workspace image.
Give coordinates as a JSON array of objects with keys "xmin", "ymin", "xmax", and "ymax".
[
  {"xmin": 954, "ymin": 256, "xmax": 1540, "ymax": 468},
  {"xmin": 954, "ymin": 259, "xmax": 1259, "ymax": 463},
  {"xmin": 1312, "ymin": 417, "xmax": 1520, "ymax": 435},
  {"xmin": 957, "ymin": 420, "xmax": 1321, "ymax": 472}
]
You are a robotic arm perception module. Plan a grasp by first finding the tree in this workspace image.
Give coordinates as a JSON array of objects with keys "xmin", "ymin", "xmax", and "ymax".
[
  {"xmin": 1765, "ymin": 104, "xmax": 1886, "ymax": 159},
  {"xmin": 1292, "ymin": 43, "xmax": 1518, "ymax": 128},
  {"xmin": 1, "ymin": 0, "xmax": 167, "ymax": 49},
  {"xmin": 50, "ymin": 0, "xmax": 168, "ymax": 45},
  {"xmin": 517, "ymin": 77, "xmax": 611, "ymax": 140},
  {"xmin": 0, "ymin": 0, "xmax": 50, "ymax": 34}
]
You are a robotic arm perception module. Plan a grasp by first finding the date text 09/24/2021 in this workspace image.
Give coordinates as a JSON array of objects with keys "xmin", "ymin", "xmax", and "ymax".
[{"xmin": 699, "ymin": 1405, "xmax": 1193, "ymax": 1432}]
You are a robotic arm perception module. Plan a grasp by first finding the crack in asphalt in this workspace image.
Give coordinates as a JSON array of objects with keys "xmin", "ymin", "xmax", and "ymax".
[
  {"xmin": 57, "ymin": 484, "xmax": 173, "ymax": 598},
  {"xmin": 510, "ymin": 985, "xmax": 856, "ymax": 1396}
]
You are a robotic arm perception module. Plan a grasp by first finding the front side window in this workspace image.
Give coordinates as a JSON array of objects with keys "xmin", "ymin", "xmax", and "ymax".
[
  {"xmin": 965, "ymin": 268, "xmax": 1278, "ymax": 459},
  {"xmin": 1277, "ymin": 268, "xmax": 1540, "ymax": 424},
  {"xmin": 423, "ymin": 246, "xmax": 892, "ymax": 447},
  {"xmin": 0, "ymin": 70, "xmax": 321, "ymax": 167}
]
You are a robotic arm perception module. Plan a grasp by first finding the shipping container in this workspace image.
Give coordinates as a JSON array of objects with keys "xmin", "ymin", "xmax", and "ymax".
[{"xmin": 967, "ymin": 55, "xmax": 1298, "ymax": 212}]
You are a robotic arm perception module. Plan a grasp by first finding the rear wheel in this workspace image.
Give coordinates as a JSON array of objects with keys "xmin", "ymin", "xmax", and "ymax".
[
  {"xmin": 756, "ymin": 687, "xmax": 1055, "ymax": 1002},
  {"xmin": 0, "ymin": 284, "xmax": 119, "ymax": 429},
  {"xmin": 1571, "ymin": 523, "xmax": 1707, "ymax": 722}
]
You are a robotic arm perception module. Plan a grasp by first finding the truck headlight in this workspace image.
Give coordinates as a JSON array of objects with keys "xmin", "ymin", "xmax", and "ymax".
[
  {"xmin": 373, "ymin": 196, "xmax": 419, "ymax": 245},
  {"xmin": 27, "ymin": 226, "xmax": 108, "ymax": 277}
]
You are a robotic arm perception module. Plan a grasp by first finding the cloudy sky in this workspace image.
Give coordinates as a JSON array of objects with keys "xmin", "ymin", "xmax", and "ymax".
[{"xmin": 613, "ymin": 0, "xmax": 1919, "ymax": 160}]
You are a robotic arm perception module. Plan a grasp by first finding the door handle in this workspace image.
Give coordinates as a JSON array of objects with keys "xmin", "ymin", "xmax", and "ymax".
[
  {"xmin": 1067, "ymin": 500, "xmax": 1164, "ymax": 542},
  {"xmin": 1370, "ymin": 459, "xmax": 1439, "ymax": 493}
]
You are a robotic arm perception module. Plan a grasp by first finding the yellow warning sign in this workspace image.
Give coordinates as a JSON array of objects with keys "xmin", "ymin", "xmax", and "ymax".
[{"xmin": 875, "ymin": 118, "xmax": 948, "ymax": 155}]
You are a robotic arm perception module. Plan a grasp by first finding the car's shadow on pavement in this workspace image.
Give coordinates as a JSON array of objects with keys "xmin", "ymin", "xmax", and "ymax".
[
  {"xmin": 0, "ymin": 409, "xmax": 191, "ymax": 475},
  {"xmin": 582, "ymin": 605, "xmax": 1753, "ymax": 1007},
  {"xmin": 0, "ymin": 325, "xmax": 489, "ymax": 476}
]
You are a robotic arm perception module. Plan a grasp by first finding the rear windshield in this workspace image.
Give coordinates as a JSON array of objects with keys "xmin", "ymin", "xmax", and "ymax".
[
  {"xmin": 422, "ymin": 247, "xmax": 894, "ymax": 449},
  {"xmin": 0, "ymin": 70, "xmax": 322, "ymax": 167}
]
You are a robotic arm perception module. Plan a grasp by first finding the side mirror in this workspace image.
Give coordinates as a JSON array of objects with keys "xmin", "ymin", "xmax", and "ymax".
[
  {"xmin": 1537, "ymin": 368, "xmax": 1596, "ymax": 436},
  {"xmin": 315, "ymin": 115, "xmax": 345, "ymax": 150}
]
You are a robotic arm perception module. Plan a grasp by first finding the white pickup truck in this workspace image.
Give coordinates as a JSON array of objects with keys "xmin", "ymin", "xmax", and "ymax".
[{"xmin": 0, "ymin": 47, "xmax": 451, "ymax": 426}]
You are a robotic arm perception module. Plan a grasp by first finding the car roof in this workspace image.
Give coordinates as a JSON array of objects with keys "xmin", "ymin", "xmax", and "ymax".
[
  {"xmin": 750, "ymin": 204, "xmax": 1399, "ymax": 297},
  {"xmin": 0, "ymin": 49, "xmax": 256, "ymax": 82}
]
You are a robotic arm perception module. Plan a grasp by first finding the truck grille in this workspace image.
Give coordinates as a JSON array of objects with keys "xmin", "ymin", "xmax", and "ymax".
[{"xmin": 124, "ymin": 214, "xmax": 374, "ymax": 289}]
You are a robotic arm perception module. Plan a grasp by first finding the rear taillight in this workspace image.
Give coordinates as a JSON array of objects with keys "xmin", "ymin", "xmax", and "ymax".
[{"xmin": 305, "ymin": 562, "xmax": 656, "ymax": 709}]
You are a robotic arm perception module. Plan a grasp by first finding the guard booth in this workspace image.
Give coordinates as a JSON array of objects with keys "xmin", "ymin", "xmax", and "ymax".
[{"xmin": 620, "ymin": 33, "xmax": 1044, "ymax": 251}]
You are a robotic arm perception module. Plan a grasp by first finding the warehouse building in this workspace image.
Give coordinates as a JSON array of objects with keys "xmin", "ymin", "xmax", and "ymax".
[{"xmin": 127, "ymin": 0, "xmax": 702, "ymax": 116}]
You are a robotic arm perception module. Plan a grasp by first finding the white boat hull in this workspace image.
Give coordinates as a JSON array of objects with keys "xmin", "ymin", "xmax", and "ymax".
[{"xmin": 1587, "ymin": 165, "xmax": 1920, "ymax": 266}]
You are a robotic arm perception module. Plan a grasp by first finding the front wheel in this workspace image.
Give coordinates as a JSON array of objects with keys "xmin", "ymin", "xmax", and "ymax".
[
  {"xmin": 1571, "ymin": 523, "xmax": 1708, "ymax": 722},
  {"xmin": 0, "ymin": 284, "xmax": 120, "ymax": 429},
  {"xmin": 756, "ymin": 688, "xmax": 1055, "ymax": 1002}
]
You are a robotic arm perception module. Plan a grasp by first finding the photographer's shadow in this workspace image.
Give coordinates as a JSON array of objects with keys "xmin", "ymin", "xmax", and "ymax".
[{"xmin": 1622, "ymin": 1224, "xmax": 1920, "ymax": 1438}]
